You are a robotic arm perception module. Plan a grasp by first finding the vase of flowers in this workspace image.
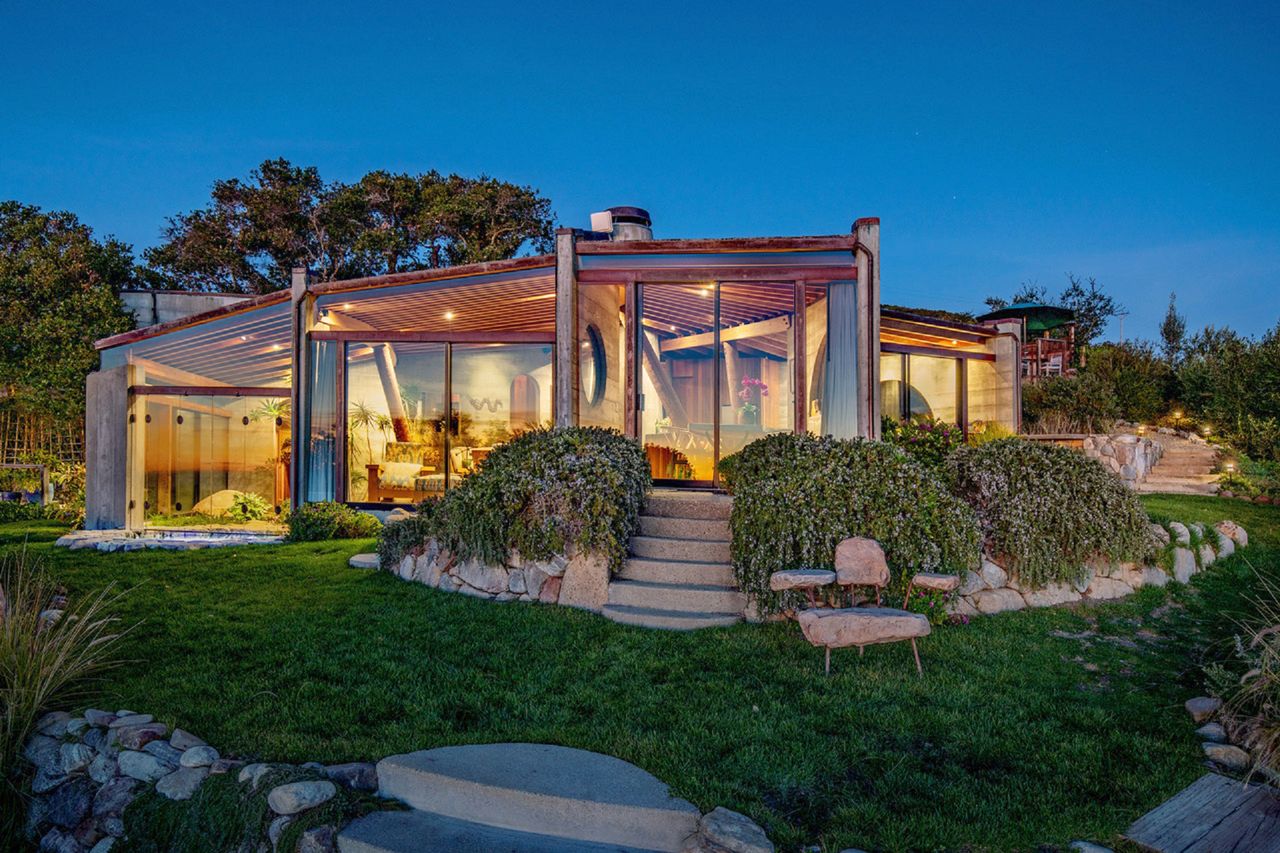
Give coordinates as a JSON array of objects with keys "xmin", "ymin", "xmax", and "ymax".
[{"xmin": 737, "ymin": 376, "xmax": 768, "ymax": 425}]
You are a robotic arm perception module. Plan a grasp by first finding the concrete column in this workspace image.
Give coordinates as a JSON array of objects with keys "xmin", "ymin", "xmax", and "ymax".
[
  {"xmin": 85, "ymin": 365, "xmax": 137, "ymax": 530},
  {"xmin": 554, "ymin": 228, "xmax": 578, "ymax": 427},
  {"xmin": 853, "ymin": 218, "xmax": 881, "ymax": 439}
]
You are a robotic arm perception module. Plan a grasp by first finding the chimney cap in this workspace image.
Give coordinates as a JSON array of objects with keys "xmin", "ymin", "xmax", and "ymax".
[{"xmin": 606, "ymin": 206, "xmax": 651, "ymax": 226}]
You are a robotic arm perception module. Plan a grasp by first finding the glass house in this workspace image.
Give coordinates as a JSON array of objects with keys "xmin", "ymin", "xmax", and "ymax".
[{"xmin": 85, "ymin": 212, "xmax": 1019, "ymax": 529}]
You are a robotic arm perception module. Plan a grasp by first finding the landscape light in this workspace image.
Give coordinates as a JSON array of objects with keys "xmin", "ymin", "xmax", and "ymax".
[
  {"xmin": 1172, "ymin": 410, "xmax": 1183, "ymax": 420},
  {"xmin": 1225, "ymin": 461, "xmax": 1236, "ymax": 473}
]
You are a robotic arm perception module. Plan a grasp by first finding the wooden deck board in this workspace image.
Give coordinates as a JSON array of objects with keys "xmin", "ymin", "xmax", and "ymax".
[{"xmin": 1124, "ymin": 773, "xmax": 1280, "ymax": 852}]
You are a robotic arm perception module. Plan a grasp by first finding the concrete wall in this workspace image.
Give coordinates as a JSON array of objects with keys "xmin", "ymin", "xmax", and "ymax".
[{"xmin": 120, "ymin": 291, "xmax": 250, "ymax": 328}]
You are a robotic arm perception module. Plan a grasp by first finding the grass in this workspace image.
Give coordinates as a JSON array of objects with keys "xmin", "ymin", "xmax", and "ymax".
[{"xmin": 7, "ymin": 495, "xmax": 1278, "ymax": 851}]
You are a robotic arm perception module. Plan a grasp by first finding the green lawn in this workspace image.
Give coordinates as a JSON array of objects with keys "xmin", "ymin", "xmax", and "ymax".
[{"xmin": 10, "ymin": 495, "xmax": 1279, "ymax": 851}]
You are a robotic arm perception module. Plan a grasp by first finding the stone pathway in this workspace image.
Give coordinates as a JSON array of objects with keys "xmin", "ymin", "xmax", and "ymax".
[{"xmin": 1137, "ymin": 433, "xmax": 1220, "ymax": 496}]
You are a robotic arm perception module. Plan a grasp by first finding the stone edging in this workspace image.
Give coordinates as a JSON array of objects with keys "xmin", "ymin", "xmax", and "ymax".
[{"xmin": 952, "ymin": 520, "xmax": 1248, "ymax": 616}]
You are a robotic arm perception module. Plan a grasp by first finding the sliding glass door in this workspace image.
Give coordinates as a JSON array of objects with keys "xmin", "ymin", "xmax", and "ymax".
[{"xmin": 637, "ymin": 281, "xmax": 797, "ymax": 485}]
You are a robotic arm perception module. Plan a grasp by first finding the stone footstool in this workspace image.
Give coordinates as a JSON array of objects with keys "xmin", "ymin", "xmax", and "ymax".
[
  {"xmin": 769, "ymin": 569, "xmax": 837, "ymax": 606},
  {"xmin": 797, "ymin": 607, "xmax": 931, "ymax": 675}
]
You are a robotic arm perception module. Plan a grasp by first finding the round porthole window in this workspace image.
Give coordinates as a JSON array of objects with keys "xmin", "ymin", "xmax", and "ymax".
[{"xmin": 581, "ymin": 324, "xmax": 607, "ymax": 407}]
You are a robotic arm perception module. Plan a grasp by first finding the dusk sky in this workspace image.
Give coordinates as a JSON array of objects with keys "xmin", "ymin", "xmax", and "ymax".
[{"xmin": 2, "ymin": 1, "xmax": 1277, "ymax": 339}]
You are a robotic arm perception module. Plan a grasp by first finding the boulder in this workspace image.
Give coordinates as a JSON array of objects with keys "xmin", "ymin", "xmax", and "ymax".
[
  {"xmin": 834, "ymin": 537, "xmax": 890, "ymax": 588},
  {"xmin": 348, "ymin": 553, "xmax": 379, "ymax": 570},
  {"xmin": 25, "ymin": 734, "xmax": 61, "ymax": 773},
  {"xmin": 972, "ymin": 588, "xmax": 1025, "ymax": 614},
  {"xmin": 84, "ymin": 709, "xmax": 117, "ymax": 727},
  {"xmin": 88, "ymin": 752, "xmax": 117, "ymax": 785},
  {"xmin": 115, "ymin": 722, "xmax": 169, "ymax": 750},
  {"xmin": 769, "ymin": 569, "xmax": 836, "ymax": 591},
  {"xmin": 910, "ymin": 573, "xmax": 960, "ymax": 593},
  {"xmin": 180, "ymin": 745, "xmax": 219, "ymax": 768},
  {"xmin": 324, "ymin": 761, "xmax": 378, "ymax": 792},
  {"xmin": 155, "ymin": 766, "xmax": 209, "ymax": 800},
  {"xmin": 44, "ymin": 777, "xmax": 93, "ymax": 828},
  {"xmin": 1021, "ymin": 583, "xmax": 1081, "ymax": 608},
  {"xmin": 118, "ymin": 750, "xmax": 170, "ymax": 783},
  {"xmin": 1085, "ymin": 577, "xmax": 1133, "ymax": 600},
  {"xmin": 979, "ymin": 557, "xmax": 1008, "ymax": 589},
  {"xmin": 59, "ymin": 743, "xmax": 94, "ymax": 775},
  {"xmin": 796, "ymin": 607, "xmax": 930, "ymax": 649},
  {"xmin": 1216, "ymin": 532, "xmax": 1235, "ymax": 559},
  {"xmin": 1215, "ymin": 520, "xmax": 1248, "ymax": 548},
  {"xmin": 1173, "ymin": 548, "xmax": 1197, "ymax": 584},
  {"xmin": 93, "ymin": 778, "xmax": 140, "ymax": 818},
  {"xmin": 454, "ymin": 559, "xmax": 509, "ymax": 595},
  {"xmin": 558, "ymin": 550, "xmax": 611, "ymax": 611},
  {"xmin": 686, "ymin": 807, "xmax": 774, "ymax": 853},
  {"xmin": 950, "ymin": 596, "xmax": 979, "ymax": 617},
  {"xmin": 1196, "ymin": 722, "xmax": 1227, "ymax": 743},
  {"xmin": 107, "ymin": 712, "xmax": 153, "ymax": 729},
  {"xmin": 1199, "ymin": 544, "xmax": 1216, "ymax": 568},
  {"xmin": 957, "ymin": 571, "xmax": 987, "ymax": 596},
  {"xmin": 267, "ymin": 780, "xmax": 337, "ymax": 815},
  {"xmin": 1167, "ymin": 522, "xmax": 1191, "ymax": 546},
  {"xmin": 1140, "ymin": 567, "xmax": 1170, "ymax": 588},
  {"xmin": 508, "ymin": 569, "xmax": 527, "ymax": 595},
  {"xmin": 32, "ymin": 766, "xmax": 66, "ymax": 794},
  {"xmin": 1185, "ymin": 696, "xmax": 1222, "ymax": 723},
  {"xmin": 238, "ymin": 762, "xmax": 274, "ymax": 790},
  {"xmin": 169, "ymin": 728, "xmax": 206, "ymax": 751},
  {"xmin": 142, "ymin": 740, "xmax": 184, "ymax": 767},
  {"xmin": 1149, "ymin": 523, "xmax": 1171, "ymax": 547},
  {"xmin": 37, "ymin": 711, "xmax": 74, "ymax": 737},
  {"xmin": 298, "ymin": 825, "xmax": 337, "ymax": 853},
  {"xmin": 539, "ymin": 575, "xmax": 562, "ymax": 604},
  {"xmin": 210, "ymin": 758, "xmax": 245, "ymax": 775},
  {"xmin": 1203, "ymin": 743, "xmax": 1251, "ymax": 772},
  {"xmin": 269, "ymin": 815, "xmax": 294, "ymax": 848},
  {"xmin": 38, "ymin": 828, "xmax": 80, "ymax": 853}
]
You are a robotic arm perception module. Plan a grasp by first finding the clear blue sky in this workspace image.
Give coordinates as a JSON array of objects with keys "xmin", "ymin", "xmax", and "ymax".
[{"xmin": 2, "ymin": 1, "xmax": 1277, "ymax": 339}]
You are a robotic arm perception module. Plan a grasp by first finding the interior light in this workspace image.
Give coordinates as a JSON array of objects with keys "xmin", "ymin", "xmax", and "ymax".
[
  {"xmin": 700, "ymin": 288, "xmax": 711, "ymax": 297},
  {"xmin": 240, "ymin": 335, "xmax": 251, "ymax": 342},
  {"xmin": 342, "ymin": 303, "xmax": 353, "ymax": 310},
  {"xmin": 271, "ymin": 344, "xmax": 283, "ymax": 352},
  {"xmin": 444, "ymin": 311, "xmax": 455, "ymax": 321}
]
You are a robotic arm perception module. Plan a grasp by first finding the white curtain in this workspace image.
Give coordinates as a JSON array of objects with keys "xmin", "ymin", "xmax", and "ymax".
[
  {"xmin": 822, "ymin": 281, "xmax": 860, "ymax": 439},
  {"xmin": 305, "ymin": 340, "xmax": 337, "ymax": 502}
]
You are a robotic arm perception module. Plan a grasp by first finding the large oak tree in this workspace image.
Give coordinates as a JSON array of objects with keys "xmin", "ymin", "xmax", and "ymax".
[{"xmin": 145, "ymin": 159, "xmax": 556, "ymax": 293}]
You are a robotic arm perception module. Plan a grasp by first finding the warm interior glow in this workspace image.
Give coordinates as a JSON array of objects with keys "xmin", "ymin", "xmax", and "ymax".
[{"xmin": 444, "ymin": 311, "xmax": 455, "ymax": 321}]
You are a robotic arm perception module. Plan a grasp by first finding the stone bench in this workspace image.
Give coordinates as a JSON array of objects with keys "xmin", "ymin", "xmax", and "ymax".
[
  {"xmin": 797, "ymin": 606, "xmax": 931, "ymax": 675},
  {"xmin": 906, "ymin": 572, "xmax": 960, "ymax": 597}
]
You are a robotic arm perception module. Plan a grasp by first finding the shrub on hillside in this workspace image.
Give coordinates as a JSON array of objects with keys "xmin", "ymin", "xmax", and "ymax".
[
  {"xmin": 1084, "ymin": 341, "xmax": 1175, "ymax": 424},
  {"xmin": 285, "ymin": 501, "xmax": 382, "ymax": 542},
  {"xmin": 947, "ymin": 438, "xmax": 1153, "ymax": 588},
  {"xmin": 881, "ymin": 415, "xmax": 965, "ymax": 467},
  {"xmin": 718, "ymin": 433, "xmax": 981, "ymax": 614},
  {"xmin": 1022, "ymin": 372, "xmax": 1119, "ymax": 434},
  {"xmin": 378, "ymin": 427, "xmax": 650, "ymax": 573}
]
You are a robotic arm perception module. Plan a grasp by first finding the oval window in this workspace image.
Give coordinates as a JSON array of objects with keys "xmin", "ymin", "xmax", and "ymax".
[{"xmin": 581, "ymin": 324, "xmax": 607, "ymax": 407}]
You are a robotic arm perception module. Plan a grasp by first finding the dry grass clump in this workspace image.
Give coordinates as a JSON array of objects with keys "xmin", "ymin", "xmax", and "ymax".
[{"xmin": 1222, "ymin": 567, "xmax": 1280, "ymax": 776}]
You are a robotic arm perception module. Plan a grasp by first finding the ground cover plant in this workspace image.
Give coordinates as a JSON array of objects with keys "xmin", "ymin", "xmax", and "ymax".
[
  {"xmin": 948, "ymin": 437, "xmax": 1154, "ymax": 589},
  {"xmin": 378, "ymin": 427, "xmax": 650, "ymax": 572},
  {"xmin": 5, "ymin": 495, "xmax": 1276, "ymax": 850},
  {"xmin": 285, "ymin": 501, "xmax": 382, "ymax": 542},
  {"xmin": 718, "ymin": 432, "xmax": 980, "ymax": 614}
]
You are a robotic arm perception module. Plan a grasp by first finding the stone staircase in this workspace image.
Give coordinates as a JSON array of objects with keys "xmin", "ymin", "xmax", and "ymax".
[
  {"xmin": 1138, "ymin": 434, "xmax": 1221, "ymax": 495},
  {"xmin": 338, "ymin": 743, "xmax": 701, "ymax": 852},
  {"xmin": 601, "ymin": 490, "xmax": 745, "ymax": 630}
]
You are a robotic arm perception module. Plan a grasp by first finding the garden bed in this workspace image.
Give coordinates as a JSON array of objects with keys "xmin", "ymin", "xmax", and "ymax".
[{"xmin": 8, "ymin": 495, "xmax": 1279, "ymax": 850}]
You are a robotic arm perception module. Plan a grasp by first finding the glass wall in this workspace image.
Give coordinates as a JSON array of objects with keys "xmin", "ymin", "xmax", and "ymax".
[
  {"xmin": 967, "ymin": 349, "xmax": 1018, "ymax": 431},
  {"xmin": 139, "ymin": 394, "xmax": 286, "ymax": 524},
  {"xmin": 880, "ymin": 353, "xmax": 905, "ymax": 422},
  {"xmin": 577, "ymin": 283, "xmax": 626, "ymax": 431},
  {"xmin": 718, "ymin": 282, "xmax": 794, "ymax": 460},
  {"xmin": 343, "ymin": 340, "xmax": 554, "ymax": 504},
  {"xmin": 907, "ymin": 354, "xmax": 959, "ymax": 424},
  {"xmin": 304, "ymin": 340, "xmax": 337, "ymax": 502}
]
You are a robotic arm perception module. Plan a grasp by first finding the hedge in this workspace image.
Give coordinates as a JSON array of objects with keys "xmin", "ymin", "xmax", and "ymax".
[
  {"xmin": 285, "ymin": 502, "xmax": 382, "ymax": 542},
  {"xmin": 947, "ymin": 438, "xmax": 1154, "ymax": 588},
  {"xmin": 378, "ymin": 427, "xmax": 650, "ymax": 573},
  {"xmin": 718, "ymin": 433, "xmax": 981, "ymax": 614}
]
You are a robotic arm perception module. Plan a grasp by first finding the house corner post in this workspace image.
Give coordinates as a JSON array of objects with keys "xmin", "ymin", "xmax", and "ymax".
[
  {"xmin": 85, "ymin": 363, "xmax": 137, "ymax": 530},
  {"xmin": 853, "ymin": 218, "xmax": 881, "ymax": 439},
  {"xmin": 289, "ymin": 266, "xmax": 313, "ymax": 510},
  {"xmin": 554, "ymin": 228, "xmax": 579, "ymax": 428}
]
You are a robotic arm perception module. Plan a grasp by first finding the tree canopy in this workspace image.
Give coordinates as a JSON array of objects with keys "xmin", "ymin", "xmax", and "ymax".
[
  {"xmin": 985, "ymin": 274, "xmax": 1122, "ymax": 357},
  {"xmin": 144, "ymin": 159, "xmax": 556, "ymax": 294},
  {"xmin": 0, "ymin": 202, "xmax": 135, "ymax": 418}
]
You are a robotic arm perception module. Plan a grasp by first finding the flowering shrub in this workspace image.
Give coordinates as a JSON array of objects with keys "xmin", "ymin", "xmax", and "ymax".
[
  {"xmin": 947, "ymin": 438, "xmax": 1153, "ymax": 589},
  {"xmin": 285, "ymin": 501, "xmax": 382, "ymax": 541},
  {"xmin": 737, "ymin": 376, "xmax": 768, "ymax": 422},
  {"xmin": 718, "ymin": 433, "xmax": 980, "ymax": 615},
  {"xmin": 380, "ymin": 427, "xmax": 650, "ymax": 573},
  {"xmin": 881, "ymin": 416, "xmax": 965, "ymax": 468}
]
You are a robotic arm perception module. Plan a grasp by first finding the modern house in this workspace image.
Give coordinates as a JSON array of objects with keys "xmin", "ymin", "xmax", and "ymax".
[{"xmin": 84, "ymin": 210, "xmax": 1020, "ymax": 529}]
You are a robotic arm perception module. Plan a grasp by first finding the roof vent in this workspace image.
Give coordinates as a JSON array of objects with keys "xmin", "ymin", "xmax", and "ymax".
[{"xmin": 589, "ymin": 206, "xmax": 653, "ymax": 241}]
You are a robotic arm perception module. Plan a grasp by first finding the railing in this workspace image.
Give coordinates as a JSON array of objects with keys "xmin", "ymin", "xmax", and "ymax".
[{"xmin": 1022, "ymin": 338, "xmax": 1074, "ymax": 380}]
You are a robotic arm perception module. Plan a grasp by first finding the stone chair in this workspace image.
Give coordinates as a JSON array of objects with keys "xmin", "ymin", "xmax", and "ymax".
[{"xmin": 797, "ymin": 537, "xmax": 932, "ymax": 676}]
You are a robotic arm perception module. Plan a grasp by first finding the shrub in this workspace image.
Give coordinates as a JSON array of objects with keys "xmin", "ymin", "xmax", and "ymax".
[
  {"xmin": 0, "ymin": 501, "xmax": 44, "ymax": 523},
  {"xmin": 1, "ymin": 552, "xmax": 128, "ymax": 844},
  {"xmin": 881, "ymin": 416, "xmax": 965, "ymax": 467},
  {"xmin": 420, "ymin": 427, "xmax": 650, "ymax": 572},
  {"xmin": 718, "ymin": 433, "xmax": 981, "ymax": 614},
  {"xmin": 225, "ymin": 492, "xmax": 272, "ymax": 524},
  {"xmin": 285, "ymin": 502, "xmax": 382, "ymax": 542},
  {"xmin": 967, "ymin": 420, "xmax": 1017, "ymax": 446},
  {"xmin": 947, "ymin": 438, "xmax": 1153, "ymax": 589},
  {"xmin": 1021, "ymin": 372, "xmax": 1119, "ymax": 434},
  {"xmin": 376, "ymin": 501, "xmax": 438, "ymax": 570},
  {"xmin": 1083, "ymin": 341, "xmax": 1174, "ymax": 424}
]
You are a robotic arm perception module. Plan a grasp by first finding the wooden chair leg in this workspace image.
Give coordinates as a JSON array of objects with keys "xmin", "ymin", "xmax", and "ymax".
[
  {"xmin": 824, "ymin": 646, "xmax": 831, "ymax": 676},
  {"xmin": 858, "ymin": 645, "xmax": 864, "ymax": 657},
  {"xmin": 910, "ymin": 638, "xmax": 923, "ymax": 676}
]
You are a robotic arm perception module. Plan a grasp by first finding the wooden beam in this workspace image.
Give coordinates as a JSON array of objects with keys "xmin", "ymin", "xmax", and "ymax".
[
  {"xmin": 640, "ymin": 332, "xmax": 690, "ymax": 429},
  {"xmin": 880, "ymin": 342, "xmax": 995, "ymax": 361},
  {"xmin": 624, "ymin": 280, "xmax": 637, "ymax": 438},
  {"xmin": 578, "ymin": 266, "xmax": 853, "ymax": 285},
  {"xmin": 576, "ymin": 235, "xmax": 857, "ymax": 254},
  {"xmin": 660, "ymin": 315, "xmax": 792, "ymax": 354},
  {"xmin": 554, "ymin": 231, "xmax": 577, "ymax": 427},
  {"xmin": 131, "ymin": 385, "xmax": 288, "ymax": 397}
]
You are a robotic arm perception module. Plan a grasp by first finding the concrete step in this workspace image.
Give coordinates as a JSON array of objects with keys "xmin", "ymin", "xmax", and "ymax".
[
  {"xmin": 372, "ymin": 745, "xmax": 699, "ymax": 850},
  {"xmin": 637, "ymin": 515, "xmax": 730, "ymax": 541},
  {"xmin": 629, "ymin": 535, "xmax": 730, "ymax": 564},
  {"xmin": 617, "ymin": 557, "xmax": 736, "ymax": 586},
  {"xmin": 601, "ymin": 604, "xmax": 741, "ymax": 630},
  {"xmin": 606, "ymin": 579, "xmax": 745, "ymax": 613},
  {"xmin": 643, "ymin": 492, "xmax": 732, "ymax": 521},
  {"xmin": 338, "ymin": 808, "xmax": 662, "ymax": 853}
]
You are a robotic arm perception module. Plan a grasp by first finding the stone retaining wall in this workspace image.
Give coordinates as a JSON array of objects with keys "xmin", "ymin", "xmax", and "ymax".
[
  {"xmin": 376, "ymin": 538, "xmax": 612, "ymax": 611},
  {"xmin": 952, "ymin": 520, "xmax": 1247, "ymax": 616},
  {"xmin": 1082, "ymin": 433, "xmax": 1164, "ymax": 485}
]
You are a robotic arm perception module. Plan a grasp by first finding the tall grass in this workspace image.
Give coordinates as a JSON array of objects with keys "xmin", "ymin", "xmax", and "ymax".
[
  {"xmin": 1223, "ymin": 563, "xmax": 1280, "ymax": 777},
  {"xmin": 0, "ymin": 548, "xmax": 129, "ymax": 843}
]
